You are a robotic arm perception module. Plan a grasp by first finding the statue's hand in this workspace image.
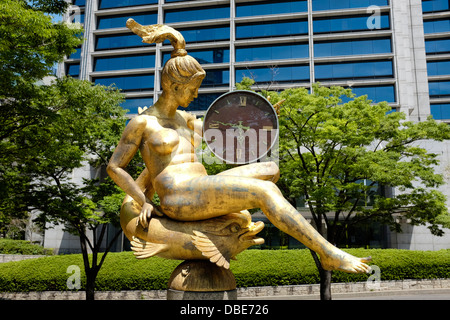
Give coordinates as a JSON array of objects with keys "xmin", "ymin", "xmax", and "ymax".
[{"xmin": 138, "ymin": 202, "xmax": 154, "ymax": 228}]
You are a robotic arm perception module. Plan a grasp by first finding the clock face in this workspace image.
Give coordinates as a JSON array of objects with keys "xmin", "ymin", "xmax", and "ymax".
[{"xmin": 203, "ymin": 91, "xmax": 279, "ymax": 165}]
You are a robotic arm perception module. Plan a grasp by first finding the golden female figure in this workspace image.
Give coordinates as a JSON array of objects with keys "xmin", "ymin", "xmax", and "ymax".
[{"xmin": 107, "ymin": 20, "xmax": 371, "ymax": 274}]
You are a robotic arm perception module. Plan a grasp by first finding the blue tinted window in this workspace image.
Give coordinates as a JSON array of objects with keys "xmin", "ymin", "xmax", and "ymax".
[
  {"xmin": 73, "ymin": 0, "xmax": 86, "ymax": 6},
  {"xmin": 236, "ymin": 20, "xmax": 308, "ymax": 39},
  {"xmin": 314, "ymin": 38, "xmax": 391, "ymax": 57},
  {"xmin": 422, "ymin": 0, "xmax": 450, "ymax": 13},
  {"xmin": 314, "ymin": 14, "xmax": 390, "ymax": 33},
  {"xmin": 96, "ymin": 34, "xmax": 153, "ymax": 50},
  {"xmin": 179, "ymin": 26, "xmax": 230, "ymax": 43},
  {"xmin": 94, "ymin": 74, "xmax": 154, "ymax": 92},
  {"xmin": 429, "ymin": 81, "xmax": 450, "ymax": 97},
  {"xmin": 312, "ymin": 0, "xmax": 388, "ymax": 11},
  {"xmin": 165, "ymin": 6, "xmax": 229, "ymax": 23},
  {"xmin": 426, "ymin": 38, "xmax": 450, "ymax": 54},
  {"xmin": 430, "ymin": 104, "xmax": 450, "ymax": 119},
  {"xmin": 98, "ymin": 0, "xmax": 158, "ymax": 9},
  {"xmin": 121, "ymin": 97, "xmax": 154, "ymax": 114},
  {"xmin": 94, "ymin": 54, "xmax": 155, "ymax": 71},
  {"xmin": 97, "ymin": 13, "xmax": 157, "ymax": 29},
  {"xmin": 351, "ymin": 85, "xmax": 396, "ymax": 103},
  {"xmin": 202, "ymin": 69, "xmax": 230, "ymax": 88},
  {"xmin": 424, "ymin": 19, "xmax": 450, "ymax": 34},
  {"xmin": 186, "ymin": 93, "xmax": 222, "ymax": 112},
  {"xmin": 162, "ymin": 48, "xmax": 229, "ymax": 65},
  {"xmin": 236, "ymin": 65, "xmax": 310, "ymax": 83},
  {"xmin": 315, "ymin": 61, "xmax": 393, "ymax": 81},
  {"xmin": 236, "ymin": 0, "xmax": 307, "ymax": 17},
  {"xmin": 69, "ymin": 47, "xmax": 82, "ymax": 60},
  {"xmin": 236, "ymin": 43, "xmax": 309, "ymax": 62},
  {"xmin": 66, "ymin": 64, "xmax": 80, "ymax": 78},
  {"xmin": 427, "ymin": 60, "xmax": 450, "ymax": 76}
]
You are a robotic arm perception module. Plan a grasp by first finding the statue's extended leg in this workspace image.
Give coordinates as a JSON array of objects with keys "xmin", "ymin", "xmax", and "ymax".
[{"xmin": 155, "ymin": 174, "xmax": 371, "ymax": 274}]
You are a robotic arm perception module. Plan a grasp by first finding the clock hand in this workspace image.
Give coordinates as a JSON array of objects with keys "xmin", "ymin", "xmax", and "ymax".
[{"xmin": 215, "ymin": 121, "xmax": 251, "ymax": 131}]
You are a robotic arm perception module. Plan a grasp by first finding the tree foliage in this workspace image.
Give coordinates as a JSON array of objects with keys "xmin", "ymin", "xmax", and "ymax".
[
  {"xmin": 275, "ymin": 83, "xmax": 450, "ymax": 241},
  {"xmin": 0, "ymin": 0, "xmax": 84, "ymax": 233},
  {"xmin": 0, "ymin": 0, "xmax": 131, "ymax": 300}
]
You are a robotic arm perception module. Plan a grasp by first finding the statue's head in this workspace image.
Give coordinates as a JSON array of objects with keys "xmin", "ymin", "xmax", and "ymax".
[
  {"xmin": 126, "ymin": 20, "xmax": 206, "ymax": 107},
  {"xmin": 161, "ymin": 50, "xmax": 205, "ymax": 107}
]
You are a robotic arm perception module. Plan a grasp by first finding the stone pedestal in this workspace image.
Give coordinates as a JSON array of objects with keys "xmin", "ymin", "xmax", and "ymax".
[{"xmin": 167, "ymin": 260, "xmax": 237, "ymax": 300}]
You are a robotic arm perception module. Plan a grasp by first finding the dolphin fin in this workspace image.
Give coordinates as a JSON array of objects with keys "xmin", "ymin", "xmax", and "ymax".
[
  {"xmin": 130, "ymin": 236, "xmax": 169, "ymax": 259},
  {"xmin": 191, "ymin": 231, "xmax": 230, "ymax": 269}
]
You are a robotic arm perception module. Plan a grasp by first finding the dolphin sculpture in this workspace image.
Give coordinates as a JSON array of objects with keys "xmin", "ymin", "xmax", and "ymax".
[{"xmin": 120, "ymin": 195, "xmax": 265, "ymax": 269}]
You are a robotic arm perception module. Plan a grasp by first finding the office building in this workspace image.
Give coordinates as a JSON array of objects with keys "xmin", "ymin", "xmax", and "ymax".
[{"xmin": 49, "ymin": 0, "xmax": 450, "ymax": 252}]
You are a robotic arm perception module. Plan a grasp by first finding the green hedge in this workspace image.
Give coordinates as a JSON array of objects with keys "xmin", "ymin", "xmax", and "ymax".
[
  {"xmin": 0, "ymin": 249, "xmax": 449, "ymax": 292},
  {"xmin": 0, "ymin": 239, "xmax": 53, "ymax": 256}
]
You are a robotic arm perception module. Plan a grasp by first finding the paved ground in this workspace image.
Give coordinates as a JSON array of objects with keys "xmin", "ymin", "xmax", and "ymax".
[{"xmin": 241, "ymin": 288, "xmax": 450, "ymax": 300}]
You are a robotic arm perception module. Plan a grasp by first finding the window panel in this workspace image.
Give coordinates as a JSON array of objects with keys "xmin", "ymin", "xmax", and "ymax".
[
  {"xmin": 422, "ymin": 0, "xmax": 450, "ymax": 13},
  {"xmin": 98, "ymin": 0, "xmax": 158, "ymax": 9},
  {"xmin": 73, "ymin": 0, "xmax": 86, "ymax": 6},
  {"xmin": 97, "ymin": 12, "xmax": 157, "ymax": 29},
  {"xmin": 236, "ymin": 0, "xmax": 308, "ymax": 17},
  {"xmin": 350, "ymin": 85, "xmax": 396, "ymax": 103},
  {"xmin": 430, "ymin": 104, "xmax": 450, "ymax": 119},
  {"xmin": 95, "ymin": 34, "xmax": 154, "ymax": 50},
  {"xmin": 94, "ymin": 74, "xmax": 154, "ymax": 92},
  {"xmin": 236, "ymin": 20, "xmax": 308, "ymax": 39},
  {"xmin": 312, "ymin": 0, "xmax": 389, "ymax": 11},
  {"xmin": 186, "ymin": 93, "xmax": 222, "ymax": 112},
  {"xmin": 236, "ymin": 43, "xmax": 309, "ymax": 62},
  {"xmin": 201, "ymin": 69, "xmax": 230, "ymax": 88},
  {"xmin": 162, "ymin": 48, "xmax": 230, "ymax": 65},
  {"xmin": 69, "ymin": 47, "xmax": 82, "ymax": 60},
  {"xmin": 427, "ymin": 61, "xmax": 450, "ymax": 76},
  {"xmin": 66, "ymin": 64, "xmax": 80, "ymax": 78},
  {"xmin": 315, "ymin": 61, "xmax": 393, "ymax": 80},
  {"xmin": 164, "ymin": 6, "xmax": 229, "ymax": 23},
  {"xmin": 429, "ymin": 81, "xmax": 450, "ymax": 97},
  {"xmin": 426, "ymin": 38, "xmax": 450, "ymax": 54},
  {"xmin": 178, "ymin": 26, "xmax": 230, "ymax": 43},
  {"xmin": 236, "ymin": 65, "xmax": 310, "ymax": 83},
  {"xmin": 424, "ymin": 19, "xmax": 450, "ymax": 34},
  {"xmin": 94, "ymin": 54, "xmax": 155, "ymax": 71},
  {"xmin": 122, "ymin": 97, "xmax": 154, "ymax": 114},
  {"xmin": 313, "ymin": 14, "xmax": 390, "ymax": 33}
]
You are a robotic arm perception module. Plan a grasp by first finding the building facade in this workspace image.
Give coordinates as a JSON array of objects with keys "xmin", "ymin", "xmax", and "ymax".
[{"xmin": 51, "ymin": 0, "xmax": 450, "ymax": 252}]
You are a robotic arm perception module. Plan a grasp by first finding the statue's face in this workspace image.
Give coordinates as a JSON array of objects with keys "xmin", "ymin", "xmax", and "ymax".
[{"xmin": 175, "ymin": 80, "xmax": 201, "ymax": 108}]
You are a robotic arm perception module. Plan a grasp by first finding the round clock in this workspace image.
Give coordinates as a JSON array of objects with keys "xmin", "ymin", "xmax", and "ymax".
[{"xmin": 203, "ymin": 91, "xmax": 279, "ymax": 165}]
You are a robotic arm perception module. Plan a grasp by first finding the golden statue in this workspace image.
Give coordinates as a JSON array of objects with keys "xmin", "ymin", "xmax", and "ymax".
[{"xmin": 107, "ymin": 20, "xmax": 371, "ymax": 280}]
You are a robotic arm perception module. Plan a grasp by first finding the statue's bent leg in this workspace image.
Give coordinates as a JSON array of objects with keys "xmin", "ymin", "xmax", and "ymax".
[{"xmin": 155, "ymin": 174, "xmax": 371, "ymax": 274}]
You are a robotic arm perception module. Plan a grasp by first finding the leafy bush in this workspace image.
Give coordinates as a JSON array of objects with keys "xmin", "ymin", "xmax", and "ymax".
[
  {"xmin": 0, "ymin": 249, "xmax": 449, "ymax": 292},
  {"xmin": 0, "ymin": 239, "xmax": 53, "ymax": 255}
]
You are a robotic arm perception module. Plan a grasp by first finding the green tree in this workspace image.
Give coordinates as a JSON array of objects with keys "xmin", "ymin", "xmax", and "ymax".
[
  {"xmin": 0, "ymin": 0, "xmax": 83, "ymax": 230},
  {"xmin": 11, "ymin": 78, "xmax": 128, "ymax": 300},
  {"xmin": 276, "ymin": 84, "xmax": 450, "ymax": 299},
  {"xmin": 0, "ymin": 0, "xmax": 132, "ymax": 300},
  {"xmin": 0, "ymin": 0, "xmax": 83, "ymax": 147}
]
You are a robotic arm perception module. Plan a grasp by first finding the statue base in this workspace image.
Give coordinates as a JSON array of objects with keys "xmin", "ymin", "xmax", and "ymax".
[{"xmin": 167, "ymin": 260, "xmax": 237, "ymax": 300}]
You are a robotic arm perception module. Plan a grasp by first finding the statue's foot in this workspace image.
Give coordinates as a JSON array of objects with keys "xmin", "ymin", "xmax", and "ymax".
[{"xmin": 320, "ymin": 248, "xmax": 372, "ymax": 274}]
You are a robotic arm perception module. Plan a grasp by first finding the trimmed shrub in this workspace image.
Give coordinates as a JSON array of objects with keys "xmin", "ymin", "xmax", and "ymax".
[
  {"xmin": 0, "ymin": 239, "xmax": 53, "ymax": 255},
  {"xmin": 0, "ymin": 249, "xmax": 449, "ymax": 292}
]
